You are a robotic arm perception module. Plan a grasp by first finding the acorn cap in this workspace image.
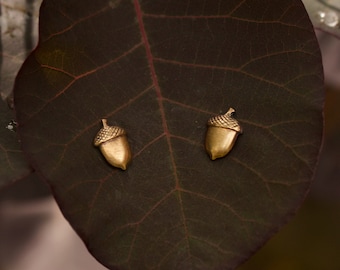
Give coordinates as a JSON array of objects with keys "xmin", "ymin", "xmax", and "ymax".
[
  {"xmin": 94, "ymin": 119, "xmax": 126, "ymax": 146},
  {"xmin": 207, "ymin": 108, "xmax": 242, "ymax": 133}
]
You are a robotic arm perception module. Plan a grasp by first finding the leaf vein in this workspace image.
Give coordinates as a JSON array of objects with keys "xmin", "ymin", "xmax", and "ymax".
[
  {"xmin": 180, "ymin": 188, "xmax": 266, "ymax": 225},
  {"xmin": 45, "ymin": 5, "xmax": 111, "ymax": 41},
  {"xmin": 154, "ymin": 57, "xmax": 306, "ymax": 98}
]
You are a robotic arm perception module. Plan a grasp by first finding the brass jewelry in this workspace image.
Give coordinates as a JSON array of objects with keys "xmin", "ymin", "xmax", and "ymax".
[
  {"xmin": 94, "ymin": 119, "xmax": 131, "ymax": 170},
  {"xmin": 205, "ymin": 108, "xmax": 242, "ymax": 160}
]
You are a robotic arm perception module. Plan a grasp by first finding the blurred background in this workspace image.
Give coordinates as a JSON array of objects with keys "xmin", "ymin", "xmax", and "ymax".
[{"xmin": 0, "ymin": 0, "xmax": 339, "ymax": 269}]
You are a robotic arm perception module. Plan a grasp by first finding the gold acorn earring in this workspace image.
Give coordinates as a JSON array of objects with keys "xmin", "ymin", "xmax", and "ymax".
[
  {"xmin": 94, "ymin": 119, "xmax": 131, "ymax": 170},
  {"xmin": 205, "ymin": 108, "xmax": 242, "ymax": 160}
]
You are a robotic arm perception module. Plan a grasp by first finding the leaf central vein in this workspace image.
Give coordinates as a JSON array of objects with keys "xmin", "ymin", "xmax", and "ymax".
[{"xmin": 134, "ymin": 0, "xmax": 192, "ymax": 263}]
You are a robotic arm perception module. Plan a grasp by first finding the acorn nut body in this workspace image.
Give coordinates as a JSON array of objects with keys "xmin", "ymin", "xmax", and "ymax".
[
  {"xmin": 94, "ymin": 119, "xmax": 131, "ymax": 170},
  {"xmin": 205, "ymin": 108, "xmax": 242, "ymax": 160}
]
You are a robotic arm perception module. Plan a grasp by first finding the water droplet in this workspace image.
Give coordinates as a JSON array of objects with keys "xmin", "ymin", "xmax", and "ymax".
[
  {"xmin": 6, "ymin": 120, "xmax": 17, "ymax": 132},
  {"xmin": 317, "ymin": 10, "xmax": 339, "ymax": 28}
]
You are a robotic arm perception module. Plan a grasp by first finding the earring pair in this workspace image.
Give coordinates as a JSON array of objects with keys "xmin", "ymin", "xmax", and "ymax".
[{"xmin": 94, "ymin": 108, "xmax": 242, "ymax": 170}]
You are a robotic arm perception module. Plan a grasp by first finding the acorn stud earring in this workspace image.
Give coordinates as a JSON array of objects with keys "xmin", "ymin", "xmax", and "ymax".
[
  {"xmin": 94, "ymin": 119, "xmax": 131, "ymax": 170},
  {"xmin": 205, "ymin": 108, "xmax": 242, "ymax": 160}
]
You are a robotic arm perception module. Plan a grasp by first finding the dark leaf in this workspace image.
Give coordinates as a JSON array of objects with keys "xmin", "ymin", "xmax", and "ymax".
[
  {"xmin": 0, "ymin": 171, "xmax": 50, "ymax": 201},
  {"xmin": 14, "ymin": 0, "xmax": 324, "ymax": 269},
  {"xmin": 0, "ymin": 98, "xmax": 33, "ymax": 187},
  {"xmin": 0, "ymin": 0, "xmax": 40, "ymax": 188}
]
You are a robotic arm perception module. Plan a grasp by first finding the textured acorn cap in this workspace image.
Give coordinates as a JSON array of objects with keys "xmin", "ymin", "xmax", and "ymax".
[
  {"xmin": 207, "ymin": 108, "xmax": 242, "ymax": 133},
  {"xmin": 94, "ymin": 119, "xmax": 126, "ymax": 146}
]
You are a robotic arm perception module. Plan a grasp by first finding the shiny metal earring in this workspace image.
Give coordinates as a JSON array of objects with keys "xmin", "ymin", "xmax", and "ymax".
[
  {"xmin": 205, "ymin": 108, "xmax": 242, "ymax": 160},
  {"xmin": 94, "ymin": 119, "xmax": 131, "ymax": 170}
]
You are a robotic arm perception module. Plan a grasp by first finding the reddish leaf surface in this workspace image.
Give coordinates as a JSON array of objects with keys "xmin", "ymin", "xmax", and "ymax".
[{"xmin": 14, "ymin": 0, "xmax": 324, "ymax": 269}]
